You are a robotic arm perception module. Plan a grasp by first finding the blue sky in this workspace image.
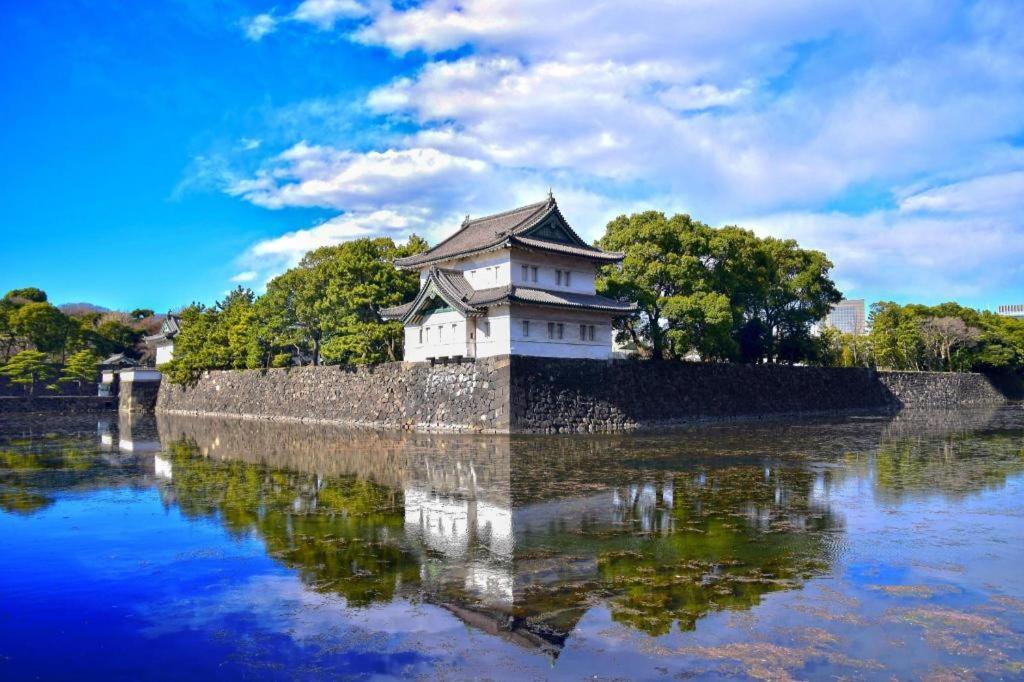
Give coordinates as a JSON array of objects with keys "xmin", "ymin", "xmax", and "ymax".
[{"xmin": 2, "ymin": 0, "xmax": 1022, "ymax": 312}]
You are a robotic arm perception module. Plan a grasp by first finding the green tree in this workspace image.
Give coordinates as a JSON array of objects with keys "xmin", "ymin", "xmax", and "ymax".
[
  {"xmin": 0, "ymin": 350, "xmax": 56, "ymax": 395},
  {"xmin": 3, "ymin": 287, "xmax": 47, "ymax": 303},
  {"xmin": 58, "ymin": 349, "xmax": 101, "ymax": 391},
  {"xmin": 93, "ymin": 319, "xmax": 143, "ymax": 358},
  {"xmin": 254, "ymin": 236, "xmax": 426, "ymax": 367},
  {"xmin": 162, "ymin": 289, "xmax": 257, "ymax": 384},
  {"xmin": 597, "ymin": 212, "xmax": 841, "ymax": 363},
  {"xmin": 129, "ymin": 308, "xmax": 155, "ymax": 320},
  {"xmin": 597, "ymin": 211, "xmax": 730, "ymax": 360},
  {"xmin": 11, "ymin": 302, "xmax": 73, "ymax": 359}
]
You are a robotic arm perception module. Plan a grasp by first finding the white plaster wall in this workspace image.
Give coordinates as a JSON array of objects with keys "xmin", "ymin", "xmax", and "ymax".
[
  {"xmin": 120, "ymin": 368, "xmax": 162, "ymax": 383},
  {"xmin": 155, "ymin": 344, "xmax": 174, "ymax": 365},
  {"xmin": 418, "ymin": 253, "xmax": 511, "ymax": 291},
  {"xmin": 474, "ymin": 305, "xmax": 512, "ymax": 358},
  {"xmin": 509, "ymin": 305, "xmax": 614, "ymax": 359},
  {"xmin": 405, "ymin": 309, "xmax": 472, "ymax": 361},
  {"xmin": 511, "ymin": 251, "xmax": 597, "ymax": 294}
]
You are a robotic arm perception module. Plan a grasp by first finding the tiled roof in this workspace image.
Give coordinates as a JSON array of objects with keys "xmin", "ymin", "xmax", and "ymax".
[
  {"xmin": 511, "ymin": 236, "xmax": 623, "ymax": 261},
  {"xmin": 394, "ymin": 196, "xmax": 621, "ymax": 268},
  {"xmin": 380, "ymin": 260, "xmax": 637, "ymax": 323},
  {"xmin": 492, "ymin": 287, "xmax": 638, "ymax": 313},
  {"xmin": 379, "ymin": 268, "xmax": 482, "ymax": 321}
]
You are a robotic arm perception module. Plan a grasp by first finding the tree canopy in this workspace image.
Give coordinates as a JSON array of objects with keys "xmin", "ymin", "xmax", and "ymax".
[
  {"xmin": 163, "ymin": 236, "xmax": 426, "ymax": 385},
  {"xmin": 597, "ymin": 211, "xmax": 842, "ymax": 363}
]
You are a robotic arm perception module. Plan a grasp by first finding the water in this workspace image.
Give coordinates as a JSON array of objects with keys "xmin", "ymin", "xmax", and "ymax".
[{"xmin": 1, "ymin": 408, "xmax": 1023, "ymax": 680}]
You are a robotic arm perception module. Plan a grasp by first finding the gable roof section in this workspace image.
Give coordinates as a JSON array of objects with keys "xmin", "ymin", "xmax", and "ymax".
[
  {"xmin": 379, "ymin": 268, "xmax": 483, "ymax": 323},
  {"xmin": 394, "ymin": 196, "xmax": 623, "ymax": 268},
  {"xmin": 380, "ymin": 272, "xmax": 637, "ymax": 322}
]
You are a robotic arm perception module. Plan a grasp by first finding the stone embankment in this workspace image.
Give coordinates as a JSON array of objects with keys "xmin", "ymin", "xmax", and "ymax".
[
  {"xmin": 155, "ymin": 356, "xmax": 1008, "ymax": 433},
  {"xmin": 157, "ymin": 357, "xmax": 511, "ymax": 432}
]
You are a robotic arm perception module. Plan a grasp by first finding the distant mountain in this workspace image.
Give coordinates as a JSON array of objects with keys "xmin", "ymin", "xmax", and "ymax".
[{"xmin": 58, "ymin": 302, "xmax": 111, "ymax": 315}]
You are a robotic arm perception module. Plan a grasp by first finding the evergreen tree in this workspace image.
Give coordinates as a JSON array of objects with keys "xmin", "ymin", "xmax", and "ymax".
[
  {"xmin": 58, "ymin": 350, "xmax": 101, "ymax": 391},
  {"xmin": 0, "ymin": 350, "xmax": 56, "ymax": 395}
]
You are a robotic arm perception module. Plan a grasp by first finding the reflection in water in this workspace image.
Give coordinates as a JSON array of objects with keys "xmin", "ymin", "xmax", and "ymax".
[{"xmin": 1, "ymin": 406, "xmax": 1023, "ymax": 677}]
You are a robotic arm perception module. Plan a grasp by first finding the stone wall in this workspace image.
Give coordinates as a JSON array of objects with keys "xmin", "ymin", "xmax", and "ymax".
[
  {"xmin": 155, "ymin": 356, "xmax": 1008, "ymax": 433},
  {"xmin": 157, "ymin": 357, "xmax": 510, "ymax": 432},
  {"xmin": 119, "ymin": 379, "xmax": 161, "ymax": 415},
  {"xmin": 508, "ymin": 358, "xmax": 1008, "ymax": 432}
]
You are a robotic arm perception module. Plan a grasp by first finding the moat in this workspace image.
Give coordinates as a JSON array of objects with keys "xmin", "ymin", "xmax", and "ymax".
[{"xmin": 1, "ymin": 407, "xmax": 1023, "ymax": 679}]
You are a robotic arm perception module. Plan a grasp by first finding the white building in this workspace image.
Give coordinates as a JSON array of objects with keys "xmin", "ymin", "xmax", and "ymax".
[
  {"xmin": 381, "ymin": 196, "xmax": 636, "ymax": 361},
  {"xmin": 997, "ymin": 304, "xmax": 1024, "ymax": 320},
  {"xmin": 145, "ymin": 313, "xmax": 181, "ymax": 365}
]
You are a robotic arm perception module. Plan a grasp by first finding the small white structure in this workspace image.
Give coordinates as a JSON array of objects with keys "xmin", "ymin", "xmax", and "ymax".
[
  {"xmin": 145, "ymin": 313, "xmax": 181, "ymax": 365},
  {"xmin": 381, "ymin": 195, "xmax": 636, "ymax": 361},
  {"xmin": 998, "ymin": 304, "xmax": 1024, "ymax": 320}
]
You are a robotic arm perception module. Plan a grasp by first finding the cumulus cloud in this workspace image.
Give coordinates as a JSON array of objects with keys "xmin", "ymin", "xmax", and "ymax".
[
  {"xmin": 240, "ymin": 0, "xmax": 365, "ymax": 40},
  {"xmin": 229, "ymin": 271, "xmax": 257, "ymax": 283},
  {"xmin": 745, "ymin": 207, "xmax": 1024, "ymax": 301},
  {"xmin": 241, "ymin": 13, "xmax": 277, "ymax": 41},
  {"xmin": 292, "ymin": 0, "xmax": 367, "ymax": 29},
  {"xmin": 227, "ymin": 141, "xmax": 490, "ymax": 212},
  {"xmin": 228, "ymin": 0, "xmax": 1024, "ymax": 305}
]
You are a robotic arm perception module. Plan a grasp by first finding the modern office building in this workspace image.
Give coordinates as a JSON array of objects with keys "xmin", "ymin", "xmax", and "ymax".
[
  {"xmin": 823, "ymin": 299, "xmax": 867, "ymax": 335},
  {"xmin": 998, "ymin": 304, "xmax": 1024, "ymax": 319}
]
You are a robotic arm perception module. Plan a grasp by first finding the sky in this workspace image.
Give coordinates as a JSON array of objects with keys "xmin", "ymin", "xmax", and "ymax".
[{"xmin": 1, "ymin": 0, "xmax": 1022, "ymax": 313}]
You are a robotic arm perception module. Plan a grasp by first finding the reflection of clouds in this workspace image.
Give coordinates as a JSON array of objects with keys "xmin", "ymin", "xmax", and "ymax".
[{"xmin": 140, "ymin": 573, "xmax": 462, "ymax": 641}]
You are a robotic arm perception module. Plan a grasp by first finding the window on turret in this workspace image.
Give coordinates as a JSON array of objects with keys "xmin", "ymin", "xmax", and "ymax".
[
  {"xmin": 556, "ymin": 270, "xmax": 562, "ymax": 286},
  {"xmin": 521, "ymin": 265, "xmax": 528, "ymax": 281},
  {"xmin": 418, "ymin": 328, "xmax": 424, "ymax": 344},
  {"xmin": 565, "ymin": 271, "xmax": 571, "ymax": 287},
  {"xmin": 557, "ymin": 323, "xmax": 564, "ymax": 339},
  {"xmin": 579, "ymin": 324, "xmax": 586, "ymax": 341},
  {"xmin": 531, "ymin": 266, "xmax": 538, "ymax": 282},
  {"xmin": 547, "ymin": 322, "xmax": 555, "ymax": 339},
  {"xmin": 522, "ymin": 320, "xmax": 530, "ymax": 337}
]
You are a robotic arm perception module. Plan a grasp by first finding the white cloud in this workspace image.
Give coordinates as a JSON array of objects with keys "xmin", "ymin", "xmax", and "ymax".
[
  {"xmin": 745, "ymin": 207, "xmax": 1024, "ymax": 301},
  {"xmin": 899, "ymin": 171, "xmax": 1024, "ymax": 215},
  {"xmin": 292, "ymin": 0, "xmax": 367, "ymax": 29},
  {"xmin": 241, "ymin": 13, "xmax": 277, "ymax": 41},
  {"xmin": 228, "ymin": 0, "xmax": 1024, "ymax": 304},
  {"xmin": 227, "ymin": 142, "xmax": 490, "ymax": 211},
  {"xmin": 229, "ymin": 271, "xmax": 258, "ymax": 283}
]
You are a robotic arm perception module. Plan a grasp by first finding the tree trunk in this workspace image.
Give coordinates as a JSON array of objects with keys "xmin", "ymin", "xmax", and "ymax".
[{"xmin": 312, "ymin": 337, "xmax": 321, "ymax": 366}]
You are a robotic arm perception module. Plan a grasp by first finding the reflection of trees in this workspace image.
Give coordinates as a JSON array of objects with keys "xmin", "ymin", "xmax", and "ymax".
[
  {"xmin": 598, "ymin": 468, "xmax": 835, "ymax": 636},
  {"xmin": 509, "ymin": 467, "xmax": 839, "ymax": 638},
  {"xmin": 845, "ymin": 429, "xmax": 1024, "ymax": 503},
  {"xmin": 166, "ymin": 440, "xmax": 421, "ymax": 607},
  {"xmin": 0, "ymin": 435, "xmax": 143, "ymax": 515}
]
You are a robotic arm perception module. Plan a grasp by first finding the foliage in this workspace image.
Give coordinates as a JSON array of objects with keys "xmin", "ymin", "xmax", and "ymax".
[
  {"xmin": 0, "ymin": 350, "xmax": 56, "ymax": 394},
  {"xmin": 165, "ymin": 236, "xmax": 426, "ymax": 385},
  {"xmin": 160, "ymin": 289, "xmax": 256, "ymax": 386},
  {"xmin": 597, "ymin": 212, "xmax": 841, "ymax": 363},
  {"xmin": 4, "ymin": 287, "xmax": 47, "ymax": 303},
  {"xmin": 58, "ymin": 350, "xmax": 101, "ymax": 390},
  {"xmin": 864, "ymin": 301, "xmax": 1023, "ymax": 373}
]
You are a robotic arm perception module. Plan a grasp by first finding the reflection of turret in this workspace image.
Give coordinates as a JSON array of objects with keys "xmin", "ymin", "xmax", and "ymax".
[{"xmin": 117, "ymin": 413, "xmax": 162, "ymax": 453}]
